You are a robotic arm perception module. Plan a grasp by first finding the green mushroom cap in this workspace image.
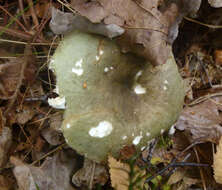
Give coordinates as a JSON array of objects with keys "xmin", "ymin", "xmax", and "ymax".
[{"xmin": 51, "ymin": 31, "xmax": 185, "ymax": 163}]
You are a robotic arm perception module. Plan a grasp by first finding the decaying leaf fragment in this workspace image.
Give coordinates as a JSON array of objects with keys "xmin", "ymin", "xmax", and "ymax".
[
  {"xmin": 214, "ymin": 136, "xmax": 222, "ymax": 184},
  {"xmin": 108, "ymin": 156, "xmax": 147, "ymax": 190},
  {"xmin": 70, "ymin": 0, "xmax": 201, "ymax": 65},
  {"xmin": 11, "ymin": 151, "xmax": 77, "ymax": 190},
  {"xmin": 208, "ymin": 0, "xmax": 222, "ymax": 8},
  {"xmin": 175, "ymin": 97, "xmax": 222, "ymax": 143}
]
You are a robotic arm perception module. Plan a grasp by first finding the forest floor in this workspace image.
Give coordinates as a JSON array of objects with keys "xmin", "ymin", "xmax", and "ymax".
[{"xmin": 0, "ymin": 0, "xmax": 222, "ymax": 190}]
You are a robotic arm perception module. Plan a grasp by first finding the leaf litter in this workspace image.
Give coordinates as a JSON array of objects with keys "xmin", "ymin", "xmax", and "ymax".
[{"xmin": 0, "ymin": 0, "xmax": 222, "ymax": 189}]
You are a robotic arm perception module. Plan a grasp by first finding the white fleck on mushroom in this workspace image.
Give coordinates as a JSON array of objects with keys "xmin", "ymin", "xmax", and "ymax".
[
  {"xmin": 141, "ymin": 146, "xmax": 146, "ymax": 151},
  {"xmin": 89, "ymin": 121, "xmax": 113, "ymax": 138},
  {"xmin": 161, "ymin": 129, "xmax": 165, "ymax": 134},
  {"xmin": 169, "ymin": 125, "xmax": 176, "ymax": 135},
  {"xmin": 66, "ymin": 123, "xmax": 70, "ymax": 129},
  {"xmin": 99, "ymin": 50, "xmax": 104, "ymax": 55},
  {"xmin": 146, "ymin": 132, "xmax": 150, "ymax": 137},
  {"xmin": 48, "ymin": 96, "xmax": 66, "ymax": 109},
  {"xmin": 133, "ymin": 135, "xmax": 143, "ymax": 145},
  {"xmin": 95, "ymin": 55, "xmax": 100, "ymax": 61},
  {"xmin": 104, "ymin": 67, "xmax": 109, "ymax": 72},
  {"xmin": 72, "ymin": 68, "xmax": 84, "ymax": 76},
  {"xmin": 75, "ymin": 58, "xmax": 83, "ymax": 67},
  {"xmin": 163, "ymin": 86, "xmax": 167, "ymax": 90},
  {"xmin": 164, "ymin": 80, "xmax": 169, "ymax": 84},
  {"xmin": 134, "ymin": 84, "xmax": 146, "ymax": 94},
  {"xmin": 122, "ymin": 135, "xmax": 127, "ymax": 140}
]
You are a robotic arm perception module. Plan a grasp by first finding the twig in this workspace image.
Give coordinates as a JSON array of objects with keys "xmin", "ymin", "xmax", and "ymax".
[
  {"xmin": 5, "ymin": 44, "xmax": 32, "ymax": 114},
  {"xmin": 18, "ymin": 0, "xmax": 30, "ymax": 29},
  {"xmin": 56, "ymin": 0, "xmax": 77, "ymax": 14},
  {"xmin": 124, "ymin": 25, "xmax": 167, "ymax": 35},
  {"xmin": 89, "ymin": 161, "xmax": 96, "ymax": 190},
  {"xmin": 188, "ymin": 92, "xmax": 222, "ymax": 106},
  {"xmin": 31, "ymin": 143, "xmax": 65, "ymax": 166},
  {"xmin": 0, "ymin": 5, "xmax": 28, "ymax": 32},
  {"xmin": 184, "ymin": 16, "xmax": 222, "ymax": 29},
  {"xmin": 0, "ymin": 26, "xmax": 33, "ymax": 40},
  {"xmin": 194, "ymin": 147, "xmax": 207, "ymax": 190},
  {"xmin": 0, "ymin": 38, "xmax": 58, "ymax": 45},
  {"xmin": 27, "ymin": 0, "xmax": 39, "ymax": 29}
]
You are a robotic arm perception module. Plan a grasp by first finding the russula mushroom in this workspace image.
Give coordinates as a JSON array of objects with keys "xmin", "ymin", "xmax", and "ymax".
[{"xmin": 50, "ymin": 31, "xmax": 185, "ymax": 162}]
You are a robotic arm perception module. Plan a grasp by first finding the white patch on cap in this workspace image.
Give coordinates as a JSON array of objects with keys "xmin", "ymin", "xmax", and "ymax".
[
  {"xmin": 163, "ymin": 86, "xmax": 167, "ymax": 90},
  {"xmin": 146, "ymin": 132, "xmax": 150, "ymax": 137},
  {"xmin": 164, "ymin": 80, "xmax": 169, "ymax": 84},
  {"xmin": 169, "ymin": 125, "xmax": 176, "ymax": 135},
  {"xmin": 72, "ymin": 68, "xmax": 84, "ymax": 76},
  {"xmin": 95, "ymin": 55, "xmax": 99, "ymax": 61},
  {"xmin": 134, "ymin": 84, "xmax": 146, "ymax": 94},
  {"xmin": 99, "ymin": 50, "xmax": 104, "ymax": 55},
  {"xmin": 104, "ymin": 67, "xmax": 109, "ymax": 72},
  {"xmin": 75, "ymin": 58, "xmax": 83, "ymax": 67},
  {"xmin": 110, "ymin": 66, "xmax": 114, "ymax": 70},
  {"xmin": 122, "ymin": 135, "xmax": 127, "ymax": 140},
  {"xmin": 135, "ymin": 70, "xmax": 143, "ymax": 81},
  {"xmin": 66, "ymin": 123, "xmax": 70, "ymax": 129},
  {"xmin": 141, "ymin": 146, "xmax": 146, "ymax": 151},
  {"xmin": 89, "ymin": 121, "xmax": 113, "ymax": 138},
  {"xmin": 133, "ymin": 136, "xmax": 143, "ymax": 145},
  {"xmin": 53, "ymin": 86, "xmax": 59, "ymax": 94},
  {"xmin": 48, "ymin": 96, "xmax": 66, "ymax": 109}
]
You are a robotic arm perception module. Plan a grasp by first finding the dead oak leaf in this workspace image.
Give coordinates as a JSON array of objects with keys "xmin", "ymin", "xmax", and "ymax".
[
  {"xmin": 175, "ymin": 97, "xmax": 222, "ymax": 143},
  {"xmin": 11, "ymin": 150, "xmax": 77, "ymax": 190},
  {"xmin": 108, "ymin": 156, "xmax": 148, "ymax": 190},
  {"xmin": 71, "ymin": 0, "xmax": 200, "ymax": 65}
]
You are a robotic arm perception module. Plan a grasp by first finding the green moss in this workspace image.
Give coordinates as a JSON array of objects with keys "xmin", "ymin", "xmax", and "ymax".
[{"xmin": 51, "ymin": 31, "xmax": 185, "ymax": 162}]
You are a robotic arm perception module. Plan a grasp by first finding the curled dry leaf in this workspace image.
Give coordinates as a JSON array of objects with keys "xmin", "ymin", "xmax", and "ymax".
[
  {"xmin": 72, "ymin": 158, "xmax": 108, "ymax": 188},
  {"xmin": 11, "ymin": 150, "xmax": 78, "ymax": 190},
  {"xmin": 108, "ymin": 156, "xmax": 130, "ymax": 190},
  {"xmin": 41, "ymin": 127, "xmax": 64, "ymax": 146},
  {"xmin": 176, "ymin": 97, "xmax": 222, "ymax": 143},
  {"xmin": 70, "ymin": 0, "xmax": 201, "ymax": 65},
  {"xmin": 0, "ymin": 127, "xmax": 12, "ymax": 167}
]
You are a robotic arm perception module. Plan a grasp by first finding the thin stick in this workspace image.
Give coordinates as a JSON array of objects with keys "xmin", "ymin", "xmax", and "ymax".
[
  {"xmin": 31, "ymin": 143, "xmax": 65, "ymax": 166},
  {"xmin": 0, "ymin": 5, "xmax": 28, "ymax": 32},
  {"xmin": 5, "ymin": 44, "xmax": 32, "ymax": 113},
  {"xmin": 184, "ymin": 16, "xmax": 222, "ymax": 29},
  {"xmin": 18, "ymin": 0, "xmax": 30, "ymax": 28},
  {"xmin": 194, "ymin": 147, "xmax": 207, "ymax": 190},
  {"xmin": 0, "ymin": 26, "xmax": 33, "ymax": 40},
  {"xmin": 27, "ymin": 0, "xmax": 39, "ymax": 28},
  {"xmin": 0, "ymin": 38, "xmax": 58, "ymax": 45}
]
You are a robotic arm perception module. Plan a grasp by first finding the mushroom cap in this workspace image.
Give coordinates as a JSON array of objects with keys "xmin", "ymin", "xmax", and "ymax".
[{"xmin": 51, "ymin": 31, "xmax": 185, "ymax": 162}]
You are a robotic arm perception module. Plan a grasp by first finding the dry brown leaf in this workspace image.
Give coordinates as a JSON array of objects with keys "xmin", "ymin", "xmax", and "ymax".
[
  {"xmin": 0, "ymin": 127, "xmax": 12, "ymax": 167},
  {"xmin": 168, "ymin": 169, "xmax": 185, "ymax": 185},
  {"xmin": 0, "ymin": 60, "xmax": 22, "ymax": 99},
  {"xmin": 108, "ymin": 156, "xmax": 130, "ymax": 190},
  {"xmin": 70, "ymin": 0, "xmax": 201, "ymax": 65},
  {"xmin": 175, "ymin": 97, "xmax": 222, "ymax": 143},
  {"xmin": 11, "ymin": 150, "xmax": 78, "ymax": 190},
  {"xmin": 72, "ymin": 158, "xmax": 108, "ymax": 188},
  {"xmin": 108, "ymin": 156, "xmax": 148, "ymax": 190},
  {"xmin": 214, "ymin": 136, "xmax": 222, "ymax": 184}
]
